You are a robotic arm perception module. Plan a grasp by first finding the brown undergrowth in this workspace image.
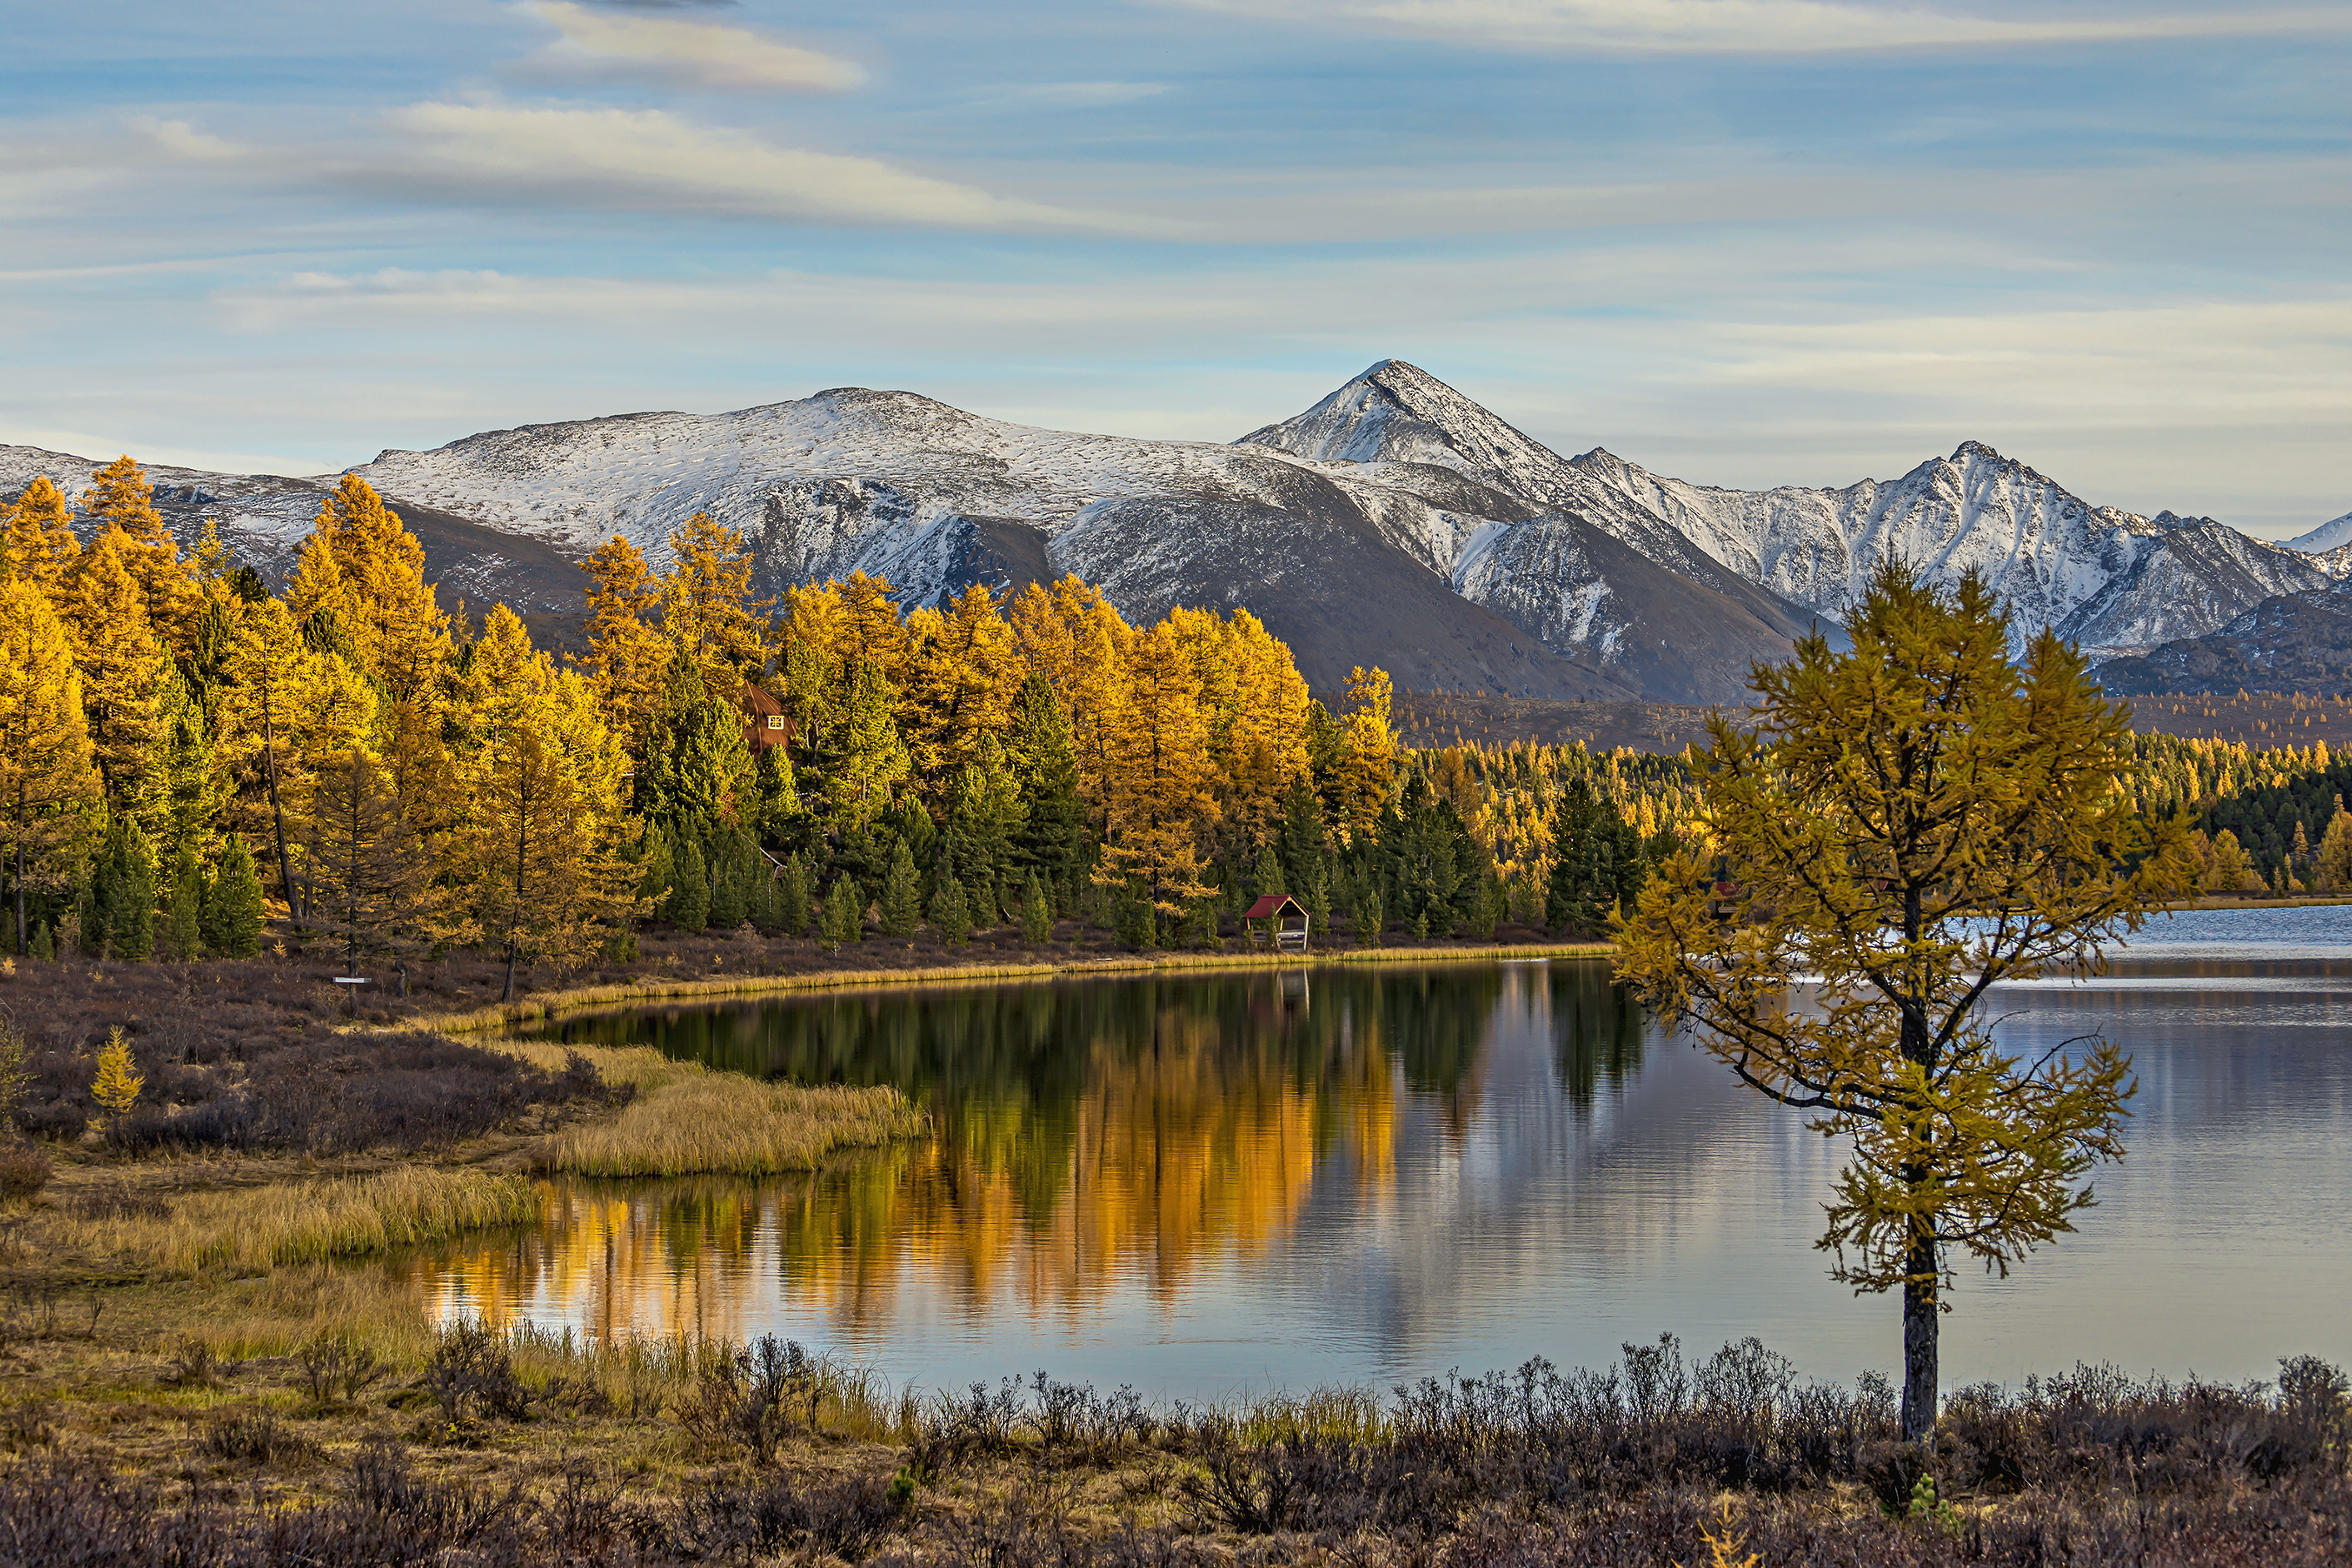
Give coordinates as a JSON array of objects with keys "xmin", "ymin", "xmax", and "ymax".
[{"xmin": 0, "ymin": 1303, "xmax": 2338, "ymax": 1566}]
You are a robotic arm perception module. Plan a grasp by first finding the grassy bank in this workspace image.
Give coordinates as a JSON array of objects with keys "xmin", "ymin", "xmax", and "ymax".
[
  {"xmin": 424, "ymin": 941, "xmax": 1617, "ymax": 1036},
  {"xmin": 39, "ymin": 1166, "xmax": 537, "ymax": 1276}
]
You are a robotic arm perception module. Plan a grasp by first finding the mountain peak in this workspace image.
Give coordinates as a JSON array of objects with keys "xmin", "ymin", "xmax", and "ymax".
[{"xmin": 2284, "ymin": 508, "xmax": 2352, "ymax": 554}]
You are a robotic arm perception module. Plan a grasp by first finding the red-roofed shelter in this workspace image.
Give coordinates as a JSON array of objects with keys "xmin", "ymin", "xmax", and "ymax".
[{"xmin": 1242, "ymin": 893, "xmax": 1311, "ymax": 952}]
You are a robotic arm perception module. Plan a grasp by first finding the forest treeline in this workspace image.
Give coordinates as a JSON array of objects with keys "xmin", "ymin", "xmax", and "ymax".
[{"xmin": 2, "ymin": 457, "xmax": 2345, "ymax": 988}]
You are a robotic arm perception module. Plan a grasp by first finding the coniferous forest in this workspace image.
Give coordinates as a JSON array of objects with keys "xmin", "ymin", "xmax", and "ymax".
[{"xmin": 6, "ymin": 454, "xmax": 2348, "ymax": 1007}]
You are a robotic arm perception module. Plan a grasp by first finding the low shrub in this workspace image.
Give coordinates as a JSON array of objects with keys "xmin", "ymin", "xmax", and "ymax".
[{"xmin": 0, "ymin": 1145, "xmax": 51, "ymax": 1201}]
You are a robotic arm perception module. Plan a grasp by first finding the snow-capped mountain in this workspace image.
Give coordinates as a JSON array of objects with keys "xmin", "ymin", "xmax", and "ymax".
[
  {"xmin": 2284, "ymin": 510, "xmax": 2352, "ymax": 555},
  {"xmin": 4, "ymin": 360, "xmax": 2333, "ymax": 704}
]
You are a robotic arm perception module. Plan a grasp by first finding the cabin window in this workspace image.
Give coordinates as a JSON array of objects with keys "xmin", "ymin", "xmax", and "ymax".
[{"xmin": 767, "ymin": 715, "xmax": 787, "ymax": 730}]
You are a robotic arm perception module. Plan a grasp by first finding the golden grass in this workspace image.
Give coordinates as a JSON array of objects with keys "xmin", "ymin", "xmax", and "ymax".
[
  {"xmin": 421, "ymin": 941, "xmax": 1615, "ymax": 1036},
  {"xmin": 50, "ymin": 1166, "xmax": 537, "ymax": 1276},
  {"xmin": 533, "ymin": 1062, "xmax": 925, "ymax": 1177}
]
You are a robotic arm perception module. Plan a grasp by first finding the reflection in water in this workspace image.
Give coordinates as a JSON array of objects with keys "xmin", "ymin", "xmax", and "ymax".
[
  {"xmin": 421, "ymin": 964, "xmax": 1645, "ymax": 1369},
  {"xmin": 417, "ymin": 915, "xmax": 2352, "ymax": 1396}
]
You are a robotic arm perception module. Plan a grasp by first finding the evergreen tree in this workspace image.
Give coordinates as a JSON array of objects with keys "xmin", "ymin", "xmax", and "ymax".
[
  {"xmin": 878, "ymin": 839, "xmax": 921, "ymax": 936},
  {"xmin": 814, "ymin": 658, "xmax": 911, "ymax": 831},
  {"xmin": 1356, "ymin": 887, "xmax": 1384, "ymax": 948},
  {"xmin": 1020, "ymin": 870, "xmax": 1051, "ymax": 944},
  {"xmin": 0, "ymin": 579, "xmax": 100, "ymax": 954},
  {"xmin": 159, "ymin": 842, "xmax": 203, "ymax": 961},
  {"xmin": 777, "ymin": 851, "xmax": 813, "ymax": 936},
  {"xmin": 87, "ymin": 816, "xmax": 156, "ymax": 961},
  {"xmin": 667, "ymin": 831, "xmax": 711, "ymax": 930},
  {"xmin": 822, "ymin": 876, "xmax": 864, "ymax": 946},
  {"xmin": 89, "ymin": 1027, "xmax": 144, "ymax": 1131},
  {"xmin": 1276, "ymin": 776, "xmax": 1326, "ymax": 891},
  {"xmin": 945, "ymin": 732, "xmax": 1021, "ymax": 926},
  {"xmin": 202, "ymin": 836, "xmax": 265, "ymax": 959},
  {"xmin": 147, "ymin": 669, "xmax": 227, "ymax": 856},
  {"xmin": 634, "ymin": 651, "xmax": 754, "ymax": 841},
  {"xmin": 27, "ymin": 922, "xmax": 52, "ymax": 962},
  {"xmin": 929, "ymin": 874, "xmax": 970, "ymax": 947}
]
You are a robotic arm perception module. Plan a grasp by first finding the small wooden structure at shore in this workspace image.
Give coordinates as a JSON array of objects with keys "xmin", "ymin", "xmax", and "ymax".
[{"xmin": 1243, "ymin": 894, "xmax": 1311, "ymax": 952}]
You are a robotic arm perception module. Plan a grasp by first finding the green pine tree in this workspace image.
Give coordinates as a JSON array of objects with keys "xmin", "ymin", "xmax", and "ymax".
[
  {"xmin": 27, "ymin": 921, "xmax": 53, "ymax": 961},
  {"xmin": 1006, "ymin": 672, "xmax": 1086, "ymax": 890},
  {"xmin": 707, "ymin": 823, "xmax": 753, "ymax": 928},
  {"xmin": 633, "ymin": 650, "xmax": 755, "ymax": 840},
  {"xmin": 88, "ymin": 818, "xmax": 156, "ymax": 961},
  {"xmin": 822, "ymin": 876, "xmax": 864, "ymax": 945},
  {"xmin": 202, "ymin": 836, "xmax": 264, "ymax": 958},
  {"xmin": 777, "ymin": 851, "xmax": 812, "ymax": 936},
  {"xmin": 667, "ymin": 831, "xmax": 711, "ymax": 930},
  {"xmin": 159, "ymin": 842, "xmax": 203, "ymax": 961},
  {"xmin": 879, "ymin": 839, "xmax": 921, "ymax": 936},
  {"xmin": 1356, "ymin": 888, "xmax": 1384, "ymax": 948},
  {"xmin": 1020, "ymin": 870, "xmax": 1051, "ymax": 945},
  {"xmin": 930, "ymin": 875, "xmax": 971, "ymax": 947}
]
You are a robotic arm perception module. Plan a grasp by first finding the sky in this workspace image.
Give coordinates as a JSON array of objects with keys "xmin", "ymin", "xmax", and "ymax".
[{"xmin": 4, "ymin": 0, "xmax": 2347, "ymax": 536}]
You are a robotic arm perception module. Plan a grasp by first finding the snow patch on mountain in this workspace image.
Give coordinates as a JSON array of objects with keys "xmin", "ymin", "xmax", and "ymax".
[{"xmin": 2284, "ymin": 509, "xmax": 2352, "ymax": 554}]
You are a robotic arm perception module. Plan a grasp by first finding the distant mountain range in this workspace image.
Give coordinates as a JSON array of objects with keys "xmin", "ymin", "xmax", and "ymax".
[{"xmin": 3, "ymin": 361, "xmax": 2343, "ymax": 703}]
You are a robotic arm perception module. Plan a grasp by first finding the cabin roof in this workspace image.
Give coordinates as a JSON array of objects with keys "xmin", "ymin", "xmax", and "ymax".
[{"xmin": 1244, "ymin": 894, "xmax": 1306, "ymax": 920}]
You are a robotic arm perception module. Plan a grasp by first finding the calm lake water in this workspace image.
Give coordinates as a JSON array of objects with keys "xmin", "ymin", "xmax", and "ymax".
[{"xmin": 415, "ymin": 906, "xmax": 2352, "ymax": 1399}]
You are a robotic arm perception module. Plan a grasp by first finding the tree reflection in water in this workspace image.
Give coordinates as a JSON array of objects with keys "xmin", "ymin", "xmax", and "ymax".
[{"xmin": 415, "ymin": 961, "xmax": 1647, "ymax": 1347}]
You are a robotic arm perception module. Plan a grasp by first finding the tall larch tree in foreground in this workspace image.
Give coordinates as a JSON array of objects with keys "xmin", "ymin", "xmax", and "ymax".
[
  {"xmin": 0, "ymin": 580, "xmax": 99, "ymax": 954},
  {"xmin": 1615, "ymin": 563, "xmax": 2195, "ymax": 1446},
  {"xmin": 462, "ymin": 606, "xmax": 640, "ymax": 1001},
  {"xmin": 81, "ymin": 457, "xmax": 198, "ymax": 656}
]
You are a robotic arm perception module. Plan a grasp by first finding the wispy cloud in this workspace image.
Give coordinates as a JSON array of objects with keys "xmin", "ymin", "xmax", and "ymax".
[
  {"xmin": 1167, "ymin": 0, "xmax": 2348, "ymax": 54},
  {"xmin": 374, "ymin": 102, "xmax": 1153, "ymax": 231},
  {"xmin": 518, "ymin": 0, "xmax": 866, "ymax": 92}
]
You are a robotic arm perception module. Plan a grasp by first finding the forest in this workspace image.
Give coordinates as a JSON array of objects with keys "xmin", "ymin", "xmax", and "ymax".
[{"xmin": 2, "ymin": 455, "xmax": 2345, "ymax": 995}]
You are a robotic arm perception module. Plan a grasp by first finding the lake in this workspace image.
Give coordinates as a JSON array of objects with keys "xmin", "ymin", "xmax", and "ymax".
[{"xmin": 413, "ymin": 905, "xmax": 2352, "ymax": 1401}]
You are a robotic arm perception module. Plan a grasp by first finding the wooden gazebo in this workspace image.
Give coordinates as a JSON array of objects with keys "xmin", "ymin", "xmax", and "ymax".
[{"xmin": 1243, "ymin": 894, "xmax": 1311, "ymax": 952}]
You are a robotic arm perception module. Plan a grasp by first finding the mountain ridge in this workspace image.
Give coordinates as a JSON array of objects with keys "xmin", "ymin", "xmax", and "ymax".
[{"xmin": 5, "ymin": 361, "xmax": 2342, "ymax": 706}]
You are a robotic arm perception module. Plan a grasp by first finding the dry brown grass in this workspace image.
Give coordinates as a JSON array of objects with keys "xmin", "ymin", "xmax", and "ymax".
[
  {"xmin": 45, "ymin": 1166, "xmax": 536, "ymax": 1276},
  {"xmin": 532, "ymin": 1061, "xmax": 925, "ymax": 1177}
]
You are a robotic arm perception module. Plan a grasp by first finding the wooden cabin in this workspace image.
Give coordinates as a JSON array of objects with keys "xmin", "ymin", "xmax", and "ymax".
[
  {"xmin": 1243, "ymin": 893, "xmax": 1311, "ymax": 952},
  {"xmin": 739, "ymin": 684, "xmax": 794, "ymax": 753}
]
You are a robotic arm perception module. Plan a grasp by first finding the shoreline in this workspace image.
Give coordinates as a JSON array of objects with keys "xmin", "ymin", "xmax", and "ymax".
[{"xmin": 416, "ymin": 941, "xmax": 1618, "ymax": 1035}]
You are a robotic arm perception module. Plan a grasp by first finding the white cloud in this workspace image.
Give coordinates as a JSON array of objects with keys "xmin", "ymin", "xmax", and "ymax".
[
  {"xmin": 376, "ymin": 101, "xmax": 1151, "ymax": 231},
  {"xmin": 1166, "ymin": 0, "xmax": 2347, "ymax": 54},
  {"xmin": 520, "ymin": 0, "xmax": 866, "ymax": 92}
]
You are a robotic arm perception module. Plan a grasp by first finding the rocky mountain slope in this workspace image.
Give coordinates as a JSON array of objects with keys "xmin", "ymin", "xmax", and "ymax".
[
  {"xmin": 2093, "ymin": 583, "xmax": 2352, "ymax": 697},
  {"xmin": 7, "ymin": 362, "xmax": 2341, "ymax": 705}
]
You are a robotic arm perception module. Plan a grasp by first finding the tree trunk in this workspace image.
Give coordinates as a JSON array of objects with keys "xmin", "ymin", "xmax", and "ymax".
[{"xmin": 1900, "ymin": 1231, "xmax": 1940, "ymax": 1444}]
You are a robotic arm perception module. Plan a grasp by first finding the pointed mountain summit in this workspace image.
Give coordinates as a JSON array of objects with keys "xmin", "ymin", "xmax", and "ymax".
[
  {"xmin": 7, "ymin": 363, "xmax": 2320, "ymax": 709},
  {"xmin": 2285, "ymin": 509, "xmax": 2352, "ymax": 554}
]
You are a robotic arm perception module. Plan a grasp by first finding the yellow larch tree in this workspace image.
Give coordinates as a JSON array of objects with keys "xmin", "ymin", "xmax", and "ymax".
[
  {"xmin": 582, "ymin": 535, "xmax": 673, "ymax": 757},
  {"xmin": 660, "ymin": 512, "xmax": 766, "ymax": 696},
  {"xmin": 1007, "ymin": 575, "xmax": 1131, "ymax": 822},
  {"xmin": 0, "ymin": 578, "xmax": 100, "ymax": 953},
  {"xmin": 216, "ymin": 597, "xmax": 314, "ymax": 917},
  {"xmin": 461, "ymin": 607, "xmax": 642, "ymax": 1000},
  {"xmin": 1097, "ymin": 618, "xmax": 1218, "ymax": 915},
  {"xmin": 1334, "ymin": 665, "xmax": 1399, "ymax": 841},
  {"xmin": 904, "ymin": 583, "xmax": 1021, "ymax": 782},
  {"xmin": 1, "ymin": 477, "xmax": 82, "ymax": 602},
  {"xmin": 62, "ymin": 528, "xmax": 169, "ymax": 818},
  {"xmin": 82, "ymin": 457, "xmax": 199, "ymax": 655},
  {"xmin": 289, "ymin": 475, "xmax": 449, "ymax": 701}
]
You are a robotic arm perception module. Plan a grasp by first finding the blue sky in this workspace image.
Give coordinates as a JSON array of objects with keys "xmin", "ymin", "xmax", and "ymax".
[{"xmin": 5, "ymin": 0, "xmax": 2346, "ymax": 533}]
